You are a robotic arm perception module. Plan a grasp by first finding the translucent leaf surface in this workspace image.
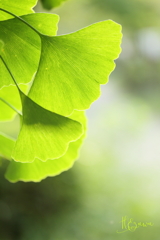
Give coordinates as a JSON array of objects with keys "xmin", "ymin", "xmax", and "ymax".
[
  {"xmin": 0, "ymin": 39, "xmax": 3, "ymax": 52},
  {"xmin": 41, "ymin": 0, "xmax": 68, "ymax": 10},
  {"xmin": 0, "ymin": 13, "xmax": 59, "ymax": 88},
  {"xmin": 12, "ymin": 91, "xmax": 83, "ymax": 163},
  {"xmin": 0, "ymin": 132, "xmax": 15, "ymax": 159},
  {"xmin": 29, "ymin": 20, "xmax": 122, "ymax": 116},
  {"xmin": 0, "ymin": 0, "xmax": 38, "ymax": 20},
  {"xmin": 0, "ymin": 85, "xmax": 28, "ymax": 121},
  {"xmin": 5, "ymin": 111, "xmax": 87, "ymax": 182},
  {"xmin": 5, "ymin": 137, "xmax": 84, "ymax": 182},
  {"xmin": 0, "ymin": 2, "xmax": 122, "ymax": 182}
]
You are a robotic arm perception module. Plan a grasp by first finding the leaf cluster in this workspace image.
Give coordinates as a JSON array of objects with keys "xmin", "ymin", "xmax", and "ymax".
[{"xmin": 0, "ymin": 0, "xmax": 122, "ymax": 182}]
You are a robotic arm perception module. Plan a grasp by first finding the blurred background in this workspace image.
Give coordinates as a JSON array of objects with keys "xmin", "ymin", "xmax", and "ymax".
[{"xmin": 0, "ymin": 0, "xmax": 160, "ymax": 239}]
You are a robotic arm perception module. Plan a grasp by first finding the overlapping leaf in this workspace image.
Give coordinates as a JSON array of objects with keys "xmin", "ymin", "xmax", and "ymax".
[
  {"xmin": 29, "ymin": 20, "xmax": 122, "ymax": 116},
  {"xmin": 0, "ymin": 13, "xmax": 122, "ymax": 116},
  {"xmin": 0, "ymin": 11, "xmax": 84, "ymax": 167},
  {"xmin": 0, "ymin": 61, "xmax": 83, "ymax": 165},
  {"xmin": 0, "ymin": 53, "xmax": 85, "ymax": 182},
  {"xmin": 5, "ymin": 111, "xmax": 87, "ymax": 182},
  {"xmin": 12, "ymin": 90, "xmax": 83, "ymax": 163}
]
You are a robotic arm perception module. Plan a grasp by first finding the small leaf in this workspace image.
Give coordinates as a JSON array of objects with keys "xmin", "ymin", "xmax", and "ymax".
[
  {"xmin": 29, "ymin": 20, "xmax": 122, "ymax": 116},
  {"xmin": 5, "ymin": 111, "xmax": 87, "ymax": 182},
  {"xmin": 0, "ymin": 13, "xmax": 59, "ymax": 88},
  {"xmin": 41, "ymin": 0, "xmax": 68, "ymax": 10},
  {"xmin": 0, "ymin": 0, "xmax": 38, "ymax": 20},
  {"xmin": 12, "ymin": 91, "xmax": 83, "ymax": 163}
]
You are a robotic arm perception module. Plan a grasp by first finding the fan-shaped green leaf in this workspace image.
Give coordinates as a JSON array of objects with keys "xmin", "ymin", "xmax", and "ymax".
[
  {"xmin": 12, "ymin": 91, "xmax": 83, "ymax": 163},
  {"xmin": 29, "ymin": 20, "xmax": 122, "ymax": 116},
  {"xmin": 5, "ymin": 137, "xmax": 84, "ymax": 182},
  {"xmin": 5, "ymin": 111, "xmax": 87, "ymax": 182}
]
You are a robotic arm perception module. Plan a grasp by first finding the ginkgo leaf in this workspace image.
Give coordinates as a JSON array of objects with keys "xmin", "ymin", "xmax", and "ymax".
[
  {"xmin": 12, "ymin": 91, "xmax": 83, "ymax": 163},
  {"xmin": 29, "ymin": 20, "xmax": 122, "ymax": 116},
  {"xmin": 0, "ymin": 0, "xmax": 38, "ymax": 21},
  {"xmin": 5, "ymin": 137, "xmax": 84, "ymax": 182},
  {"xmin": 5, "ymin": 111, "xmax": 87, "ymax": 182},
  {"xmin": 41, "ymin": 0, "xmax": 68, "ymax": 10},
  {"xmin": 0, "ymin": 85, "xmax": 28, "ymax": 121},
  {"xmin": 0, "ymin": 13, "xmax": 59, "ymax": 89},
  {"xmin": 0, "ymin": 132, "xmax": 15, "ymax": 159}
]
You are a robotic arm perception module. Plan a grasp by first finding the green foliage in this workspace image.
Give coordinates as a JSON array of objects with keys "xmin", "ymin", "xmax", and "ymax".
[
  {"xmin": 0, "ymin": 0, "xmax": 122, "ymax": 182},
  {"xmin": 29, "ymin": 20, "xmax": 121, "ymax": 116},
  {"xmin": 5, "ymin": 110, "xmax": 86, "ymax": 182},
  {"xmin": 12, "ymin": 91, "xmax": 83, "ymax": 163}
]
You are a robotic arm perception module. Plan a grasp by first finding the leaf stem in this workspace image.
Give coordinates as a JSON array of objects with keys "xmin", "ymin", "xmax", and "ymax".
[
  {"xmin": 0, "ymin": 97, "xmax": 22, "ymax": 116},
  {"xmin": 0, "ymin": 8, "xmax": 41, "ymax": 36},
  {"xmin": 0, "ymin": 56, "xmax": 19, "ymax": 89}
]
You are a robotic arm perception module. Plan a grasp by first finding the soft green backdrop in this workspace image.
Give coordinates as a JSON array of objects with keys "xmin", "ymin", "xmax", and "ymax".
[{"xmin": 0, "ymin": 0, "xmax": 160, "ymax": 239}]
